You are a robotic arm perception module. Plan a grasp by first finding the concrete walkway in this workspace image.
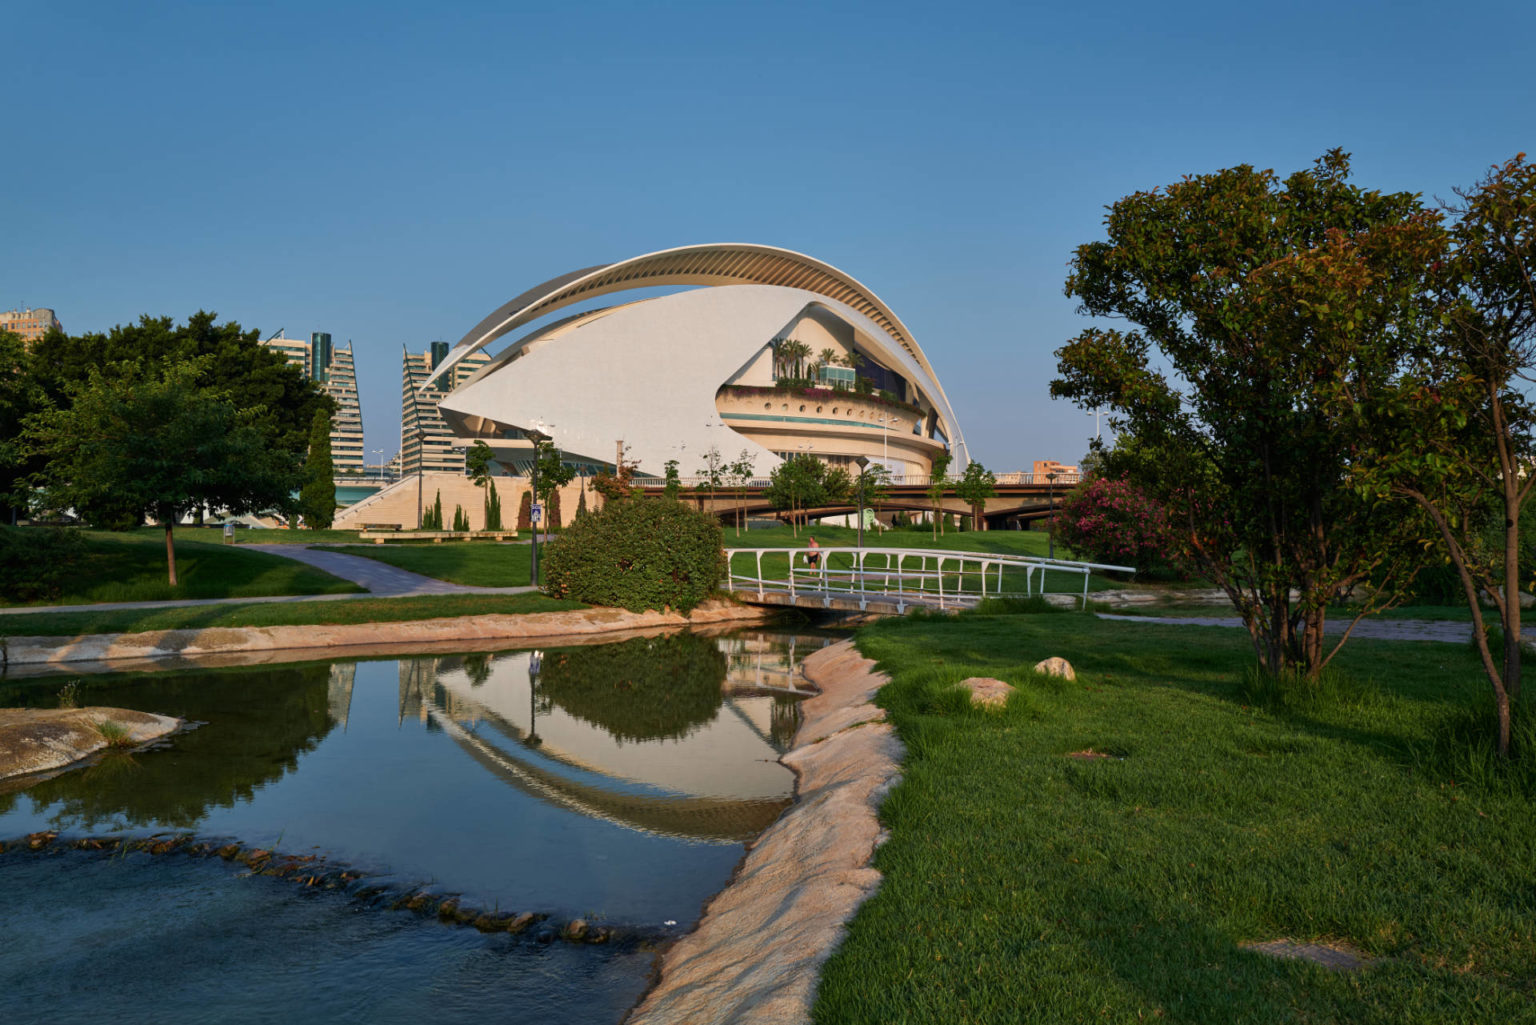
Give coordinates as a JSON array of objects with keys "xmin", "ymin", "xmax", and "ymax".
[
  {"xmin": 1097, "ymin": 612, "xmax": 1474, "ymax": 644},
  {"xmin": 0, "ymin": 545, "xmax": 537, "ymax": 618}
]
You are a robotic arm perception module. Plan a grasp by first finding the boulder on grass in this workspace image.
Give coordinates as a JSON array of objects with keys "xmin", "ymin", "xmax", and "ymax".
[
  {"xmin": 1033, "ymin": 657, "xmax": 1076, "ymax": 681},
  {"xmin": 959, "ymin": 677, "xmax": 1015, "ymax": 709}
]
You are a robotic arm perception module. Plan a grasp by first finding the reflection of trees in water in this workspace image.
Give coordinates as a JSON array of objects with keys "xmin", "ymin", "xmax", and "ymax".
[
  {"xmin": 2, "ymin": 663, "xmax": 335, "ymax": 832},
  {"xmin": 537, "ymin": 633, "xmax": 726, "ymax": 745}
]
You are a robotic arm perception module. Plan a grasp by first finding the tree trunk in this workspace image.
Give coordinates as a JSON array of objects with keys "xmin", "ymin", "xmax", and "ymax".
[{"xmin": 163, "ymin": 521, "xmax": 178, "ymax": 586}]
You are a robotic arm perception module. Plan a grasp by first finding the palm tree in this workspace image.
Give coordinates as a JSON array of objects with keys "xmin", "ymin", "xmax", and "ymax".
[
  {"xmin": 784, "ymin": 340, "xmax": 812, "ymax": 381},
  {"xmin": 816, "ymin": 347, "xmax": 838, "ymax": 384}
]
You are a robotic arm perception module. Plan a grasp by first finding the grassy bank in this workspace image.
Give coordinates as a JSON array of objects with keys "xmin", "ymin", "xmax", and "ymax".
[
  {"xmin": 311, "ymin": 543, "xmax": 532, "ymax": 587},
  {"xmin": 2, "ymin": 531, "xmax": 360, "ymax": 608},
  {"xmin": 814, "ymin": 610, "xmax": 1534, "ymax": 1023},
  {"xmin": 0, "ymin": 593, "xmax": 585, "ymax": 638}
]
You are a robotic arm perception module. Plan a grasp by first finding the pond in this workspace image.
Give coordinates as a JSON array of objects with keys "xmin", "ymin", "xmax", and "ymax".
[{"xmin": 0, "ymin": 626, "xmax": 840, "ymax": 1025}]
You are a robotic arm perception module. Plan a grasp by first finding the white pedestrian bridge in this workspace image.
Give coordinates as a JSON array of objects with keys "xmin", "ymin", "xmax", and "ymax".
[{"xmin": 725, "ymin": 546, "xmax": 1135, "ymax": 613}]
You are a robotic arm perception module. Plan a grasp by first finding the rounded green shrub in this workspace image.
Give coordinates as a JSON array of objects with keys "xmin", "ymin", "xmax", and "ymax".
[{"xmin": 541, "ymin": 498, "xmax": 726, "ymax": 613}]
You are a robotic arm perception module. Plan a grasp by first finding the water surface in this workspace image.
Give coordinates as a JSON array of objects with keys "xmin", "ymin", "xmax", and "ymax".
[{"xmin": 0, "ymin": 627, "xmax": 839, "ymax": 1024}]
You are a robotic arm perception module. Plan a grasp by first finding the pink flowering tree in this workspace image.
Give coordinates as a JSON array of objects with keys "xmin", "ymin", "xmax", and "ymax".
[{"xmin": 1054, "ymin": 477, "xmax": 1172, "ymax": 574}]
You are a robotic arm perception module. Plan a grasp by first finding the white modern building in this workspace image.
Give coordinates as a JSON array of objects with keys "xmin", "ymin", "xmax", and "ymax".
[{"xmin": 426, "ymin": 243, "xmax": 969, "ymax": 479}]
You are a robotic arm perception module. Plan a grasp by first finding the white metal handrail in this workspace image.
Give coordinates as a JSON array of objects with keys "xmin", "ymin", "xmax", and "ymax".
[{"xmin": 724, "ymin": 546, "xmax": 1133, "ymax": 612}]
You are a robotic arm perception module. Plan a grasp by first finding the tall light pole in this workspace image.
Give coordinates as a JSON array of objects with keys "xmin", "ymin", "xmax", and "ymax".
[
  {"xmin": 526, "ymin": 427, "xmax": 550, "ymax": 587},
  {"xmin": 1087, "ymin": 408, "xmax": 1105, "ymax": 441},
  {"xmin": 1045, "ymin": 471, "xmax": 1059, "ymax": 559},
  {"xmin": 854, "ymin": 455, "xmax": 870, "ymax": 549}
]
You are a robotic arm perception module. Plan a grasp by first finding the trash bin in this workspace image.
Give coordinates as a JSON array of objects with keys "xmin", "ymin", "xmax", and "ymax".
[{"xmin": 223, "ymin": 523, "xmax": 236, "ymax": 545}]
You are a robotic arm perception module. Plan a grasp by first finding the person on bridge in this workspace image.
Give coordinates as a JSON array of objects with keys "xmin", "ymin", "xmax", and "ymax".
[{"xmin": 805, "ymin": 536, "xmax": 821, "ymax": 568}]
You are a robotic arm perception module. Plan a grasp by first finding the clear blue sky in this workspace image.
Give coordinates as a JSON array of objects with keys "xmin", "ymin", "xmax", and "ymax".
[{"xmin": 5, "ymin": 0, "xmax": 1533, "ymax": 469}]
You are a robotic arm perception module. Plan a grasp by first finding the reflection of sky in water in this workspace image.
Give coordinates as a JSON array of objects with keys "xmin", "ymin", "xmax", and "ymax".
[{"xmin": 0, "ymin": 629, "xmax": 839, "ymax": 926}]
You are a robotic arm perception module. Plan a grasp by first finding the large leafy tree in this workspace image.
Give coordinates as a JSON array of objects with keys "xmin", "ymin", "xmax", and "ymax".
[
  {"xmin": 28, "ymin": 311, "xmax": 330, "ymax": 460},
  {"xmin": 24, "ymin": 358, "xmax": 303, "ymax": 584},
  {"xmin": 0, "ymin": 330, "xmax": 45, "ymax": 524},
  {"xmin": 1051, "ymin": 150, "xmax": 1443, "ymax": 676},
  {"xmin": 766, "ymin": 455, "xmax": 851, "ymax": 535},
  {"xmin": 1351, "ymin": 154, "xmax": 1536, "ymax": 754}
]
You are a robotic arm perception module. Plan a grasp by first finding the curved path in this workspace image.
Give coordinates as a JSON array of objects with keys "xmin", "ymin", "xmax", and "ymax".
[{"xmin": 1097, "ymin": 612, "xmax": 1473, "ymax": 644}]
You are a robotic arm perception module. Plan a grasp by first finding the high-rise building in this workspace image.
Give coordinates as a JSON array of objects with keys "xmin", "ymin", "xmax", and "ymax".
[
  {"xmin": 0, "ymin": 307, "xmax": 62, "ymax": 347},
  {"xmin": 260, "ymin": 330, "xmax": 367, "ymax": 475},
  {"xmin": 402, "ymin": 341, "xmax": 491, "ymax": 477}
]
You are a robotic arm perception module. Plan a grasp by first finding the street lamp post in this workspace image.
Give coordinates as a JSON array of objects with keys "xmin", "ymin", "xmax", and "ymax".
[
  {"xmin": 854, "ymin": 454, "xmax": 869, "ymax": 549},
  {"xmin": 1045, "ymin": 471, "xmax": 1059, "ymax": 559},
  {"xmin": 416, "ymin": 427, "xmax": 426, "ymax": 530}
]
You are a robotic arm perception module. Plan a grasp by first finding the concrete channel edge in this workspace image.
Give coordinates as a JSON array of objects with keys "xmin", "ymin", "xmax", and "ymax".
[{"xmin": 627, "ymin": 638, "xmax": 903, "ymax": 1025}]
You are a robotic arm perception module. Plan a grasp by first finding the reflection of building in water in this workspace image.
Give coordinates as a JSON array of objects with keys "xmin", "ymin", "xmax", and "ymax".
[
  {"xmin": 327, "ymin": 663, "xmax": 356, "ymax": 730},
  {"xmin": 428, "ymin": 645, "xmax": 798, "ymax": 804}
]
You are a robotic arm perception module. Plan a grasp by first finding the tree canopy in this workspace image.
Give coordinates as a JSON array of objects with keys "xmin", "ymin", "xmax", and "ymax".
[
  {"xmin": 24, "ymin": 358, "xmax": 303, "ymax": 583},
  {"xmin": 1052, "ymin": 150, "xmax": 1443, "ymax": 675}
]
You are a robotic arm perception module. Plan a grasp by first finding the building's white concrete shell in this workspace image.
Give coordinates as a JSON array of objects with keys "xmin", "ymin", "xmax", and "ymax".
[{"xmin": 433, "ymin": 243, "xmax": 968, "ymax": 476}]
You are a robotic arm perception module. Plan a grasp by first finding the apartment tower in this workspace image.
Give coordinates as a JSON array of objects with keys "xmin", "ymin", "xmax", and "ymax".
[{"xmin": 260, "ymin": 330, "xmax": 366, "ymax": 474}]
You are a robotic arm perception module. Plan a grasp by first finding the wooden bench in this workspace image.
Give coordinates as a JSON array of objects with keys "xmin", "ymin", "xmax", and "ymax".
[{"xmin": 358, "ymin": 529, "xmax": 518, "ymax": 544}]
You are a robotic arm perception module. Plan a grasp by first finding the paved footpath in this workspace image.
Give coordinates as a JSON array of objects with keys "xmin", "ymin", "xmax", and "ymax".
[
  {"xmin": 0, "ymin": 545, "xmax": 536, "ymax": 618},
  {"xmin": 1097, "ymin": 612, "xmax": 1473, "ymax": 644}
]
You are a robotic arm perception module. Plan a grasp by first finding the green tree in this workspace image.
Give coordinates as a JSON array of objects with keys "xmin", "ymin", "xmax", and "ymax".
[
  {"xmin": 485, "ymin": 479, "xmax": 503, "ymax": 531},
  {"xmin": 926, "ymin": 452, "xmax": 953, "ymax": 540},
  {"xmin": 24, "ymin": 358, "xmax": 301, "ymax": 584},
  {"xmin": 425, "ymin": 490, "xmax": 444, "ymax": 531},
  {"xmin": 467, "ymin": 440, "xmax": 499, "ymax": 530},
  {"xmin": 0, "ymin": 330, "xmax": 45, "ymax": 524},
  {"xmin": 696, "ymin": 445, "xmax": 726, "ymax": 525},
  {"xmin": 299, "ymin": 408, "xmax": 336, "ymax": 529},
  {"xmin": 727, "ymin": 449, "xmax": 757, "ymax": 536},
  {"xmin": 1350, "ymin": 154, "xmax": 1536, "ymax": 753},
  {"xmin": 1051, "ymin": 149, "xmax": 1441, "ymax": 676},
  {"xmin": 663, "ymin": 458, "xmax": 682, "ymax": 500},
  {"xmin": 954, "ymin": 461, "xmax": 997, "ymax": 532},
  {"xmin": 28, "ymin": 312, "xmax": 329, "ymax": 460},
  {"xmin": 533, "ymin": 439, "xmax": 576, "ymax": 508},
  {"xmin": 765, "ymin": 455, "xmax": 851, "ymax": 535},
  {"xmin": 452, "ymin": 505, "xmax": 469, "ymax": 532}
]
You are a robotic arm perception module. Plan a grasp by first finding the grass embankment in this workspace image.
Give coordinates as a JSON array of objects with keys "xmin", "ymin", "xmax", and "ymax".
[
  {"xmin": 311, "ymin": 543, "xmax": 532, "ymax": 587},
  {"xmin": 0, "ymin": 593, "xmax": 586, "ymax": 638},
  {"xmin": 814, "ymin": 610, "xmax": 1534, "ymax": 1023},
  {"xmin": 2, "ymin": 531, "xmax": 360, "ymax": 608}
]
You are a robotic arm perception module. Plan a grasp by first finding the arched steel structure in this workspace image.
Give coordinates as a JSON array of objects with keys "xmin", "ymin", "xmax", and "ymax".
[
  {"xmin": 427, "ymin": 243, "xmax": 951, "ymax": 404},
  {"xmin": 431, "ymin": 243, "xmax": 969, "ymax": 470}
]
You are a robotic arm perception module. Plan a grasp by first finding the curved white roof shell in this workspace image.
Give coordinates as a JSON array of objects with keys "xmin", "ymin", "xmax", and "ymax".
[{"xmin": 433, "ymin": 244, "xmax": 969, "ymax": 469}]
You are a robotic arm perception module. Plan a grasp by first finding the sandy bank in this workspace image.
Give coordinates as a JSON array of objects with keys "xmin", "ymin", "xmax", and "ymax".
[
  {"xmin": 1, "ymin": 600, "xmax": 774, "ymax": 675},
  {"xmin": 628, "ymin": 638, "xmax": 901, "ymax": 1025}
]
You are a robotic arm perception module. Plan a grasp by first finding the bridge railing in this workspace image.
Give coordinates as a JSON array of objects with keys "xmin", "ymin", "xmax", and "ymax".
[{"xmin": 724, "ymin": 546, "xmax": 1133, "ymax": 611}]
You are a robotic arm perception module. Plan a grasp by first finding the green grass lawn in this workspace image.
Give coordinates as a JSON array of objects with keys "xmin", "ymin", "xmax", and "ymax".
[
  {"xmin": 311, "ymin": 543, "xmax": 533, "ymax": 587},
  {"xmin": 813, "ymin": 610, "xmax": 1534, "ymax": 1023},
  {"xmin": 1106, "ymin": 602, "xmax": 1477, "ymax": 623},
  {"xmin": 0, "ymin": 592, "xmax": 585, "ymax": 637},
  {"xmin": 2, "ymin": 530, "xmax": 361, "ymax": 608}
]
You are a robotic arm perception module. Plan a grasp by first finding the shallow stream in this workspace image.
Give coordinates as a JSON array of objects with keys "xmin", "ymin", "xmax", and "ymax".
[{"xmin": 0, "ymin": 626, "xmax": 838, "ymax": 1024}]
